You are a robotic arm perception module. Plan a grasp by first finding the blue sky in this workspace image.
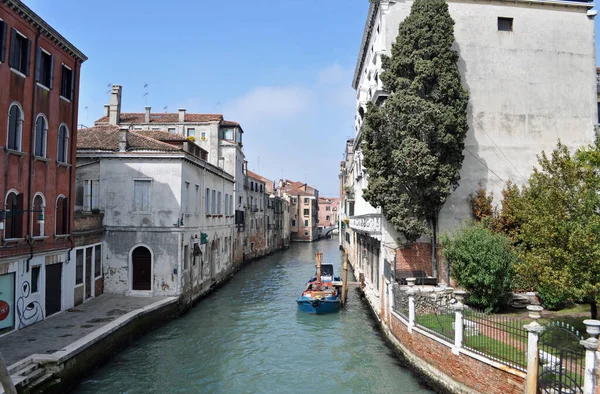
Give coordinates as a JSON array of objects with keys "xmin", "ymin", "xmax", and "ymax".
[
  {"xmin": 22, "ymin": 1, "xmax": 600, "ymax": 197},
  {"xmin": 24, "ymin": 0, "xmax": 369, "ymax": 197}
]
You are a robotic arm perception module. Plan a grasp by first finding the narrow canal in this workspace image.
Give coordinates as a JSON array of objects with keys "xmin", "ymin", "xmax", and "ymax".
[{"xmin": 73, "ymin": 239, "xmax": 434, "ymax": 394}]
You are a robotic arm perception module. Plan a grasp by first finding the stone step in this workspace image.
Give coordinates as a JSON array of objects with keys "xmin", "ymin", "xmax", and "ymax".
[
  {"xmin": 14, "ymin": 366, "xmax": 45, "ymax": 387},
  {"xmin": 14, "ymin": 362, "xmax": 39, "ymax": 377},
  {"xmin": 7, "ymin": 357, "xmax": 33, "ymax": 375}
]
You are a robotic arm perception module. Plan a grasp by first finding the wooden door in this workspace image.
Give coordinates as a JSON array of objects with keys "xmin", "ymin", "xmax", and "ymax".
[
  {"xmin": 45, "ymin": 264, "xmax": 62, "ymax": 317},
  {"xmin": 85, "ymin": 247, "xmax": 93, "ymax": 298},
  {"xmin": 132, "ymin": 247, "xmax": 152, "ymax": 291}
]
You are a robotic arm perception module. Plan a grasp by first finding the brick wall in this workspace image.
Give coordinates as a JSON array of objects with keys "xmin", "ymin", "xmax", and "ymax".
[
  {"xmin": 74, "ymin": 213, "xmax": 104, "ymax": 232},
  {"xmin": 389, "ymin": 314, "xmax": 525, "ymax": 394},
  {"xmin": 395, "ymin": 244, "xmax": 434, "ymax": 275}
]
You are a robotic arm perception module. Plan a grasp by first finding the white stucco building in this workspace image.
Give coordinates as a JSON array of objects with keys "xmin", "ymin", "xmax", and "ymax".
[{"xmin": 343, "ymin": 0, "xmax": 598, "ymax": 315}]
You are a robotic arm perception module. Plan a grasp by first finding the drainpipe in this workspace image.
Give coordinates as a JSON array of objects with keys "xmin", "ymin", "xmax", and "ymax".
[
  {"xmin": 66, "ymin": 61, "xmax": 80, "ymax": 264},
  {"xmin": 26, "ymin": 29, "xmax": 41, "ymax": 255}
]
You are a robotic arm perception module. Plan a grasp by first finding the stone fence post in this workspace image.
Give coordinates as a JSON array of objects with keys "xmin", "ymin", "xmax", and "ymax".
[
  {"xmin": 407, "ymin": 277, "xmax": 416, "ymax": 333},
  {"xmin": 524, "ymin": 305, "xmax": 544, "ymax": 394},
  {"xmin": 581, "ymin": 319, "xmax": 600, "ymax": 394},
  {"xmin": 452, "ymin": 290, "xmax": 466, "ymax": 355}
]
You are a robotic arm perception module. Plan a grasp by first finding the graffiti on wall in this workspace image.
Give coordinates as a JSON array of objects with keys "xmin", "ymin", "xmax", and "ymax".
[{"xmin": 16, "ymin": 281, "xmax": 44, "ymax": 329}]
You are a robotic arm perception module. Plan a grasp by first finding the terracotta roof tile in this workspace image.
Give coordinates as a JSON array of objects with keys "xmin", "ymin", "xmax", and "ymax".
[
  {"xmin": 77, "ymin": 125, "xmax": 182, "ymax": 152},
  {"xmin": 95, "ymin": 112, "xmax": 224, "ymax": 124}
]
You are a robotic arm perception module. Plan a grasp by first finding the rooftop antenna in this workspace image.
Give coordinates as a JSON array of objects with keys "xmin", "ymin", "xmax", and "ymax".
[
  {"xmin": 84, "ymin": 106, "xmax": 88, "ymax": 126},
  {"xmin": 163, "ymin": 106, "xmax": 168, "ymax": 113},
  {"xmin": 143, "ymin": 83, "xmax": 149, "ymax": 105},
  {"xmin": 105, "ymin": 83, "xmax": 111, "ymax": 95}
]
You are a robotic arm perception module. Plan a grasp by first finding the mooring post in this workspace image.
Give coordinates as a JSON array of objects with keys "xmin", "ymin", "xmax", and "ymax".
[
  {"xmin": 452, "ymin": 290, "xmax": 466, "ymax": 355},
  {"xmin": 315, "ymin": 252, "xmax": 322, "ymax": 283},
  {"xmin": 342, "ymin": 250, "xmax": 349, "ymax": 306},
  {"xmin": 581, "ymin": 319, "xmax": 600, "ymax": 394},
  {"xmin": 0, "ymin": 352, "xmax": 17, "ymax": 394},
  {"xmin": 406, "ymin": 277, "xmax": 416, "ymax": 333},
  {"xmin": 524, "ymin": 305, "xmax": 544, "ymax": 394}
]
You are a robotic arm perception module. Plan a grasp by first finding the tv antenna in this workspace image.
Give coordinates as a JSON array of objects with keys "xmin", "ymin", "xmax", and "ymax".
[
  {"xmin": 105, "ymin": 83, "xmax": 111, "ymax": 95},
  {"xmin": 143, "ymin": 83, "xmax": 149, "ymax": 105}
]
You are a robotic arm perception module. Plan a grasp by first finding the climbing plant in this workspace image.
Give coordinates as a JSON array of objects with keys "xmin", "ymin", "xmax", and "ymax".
[{"xmin": 361, "ymin": 0, "xmax": 469, "ymax": 277}]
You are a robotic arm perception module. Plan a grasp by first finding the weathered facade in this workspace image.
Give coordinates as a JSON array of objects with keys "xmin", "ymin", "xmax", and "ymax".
[
  {"xmin": 0, "ymin": 0, "xmax": 86, "ymax": 333},
  {"xmin": 342, "ymin": 0, "xmax": 598, "ymax": 315},
  {"xmin": 279, "ymin": 180, "xmax": 319, "ymax": 242}
]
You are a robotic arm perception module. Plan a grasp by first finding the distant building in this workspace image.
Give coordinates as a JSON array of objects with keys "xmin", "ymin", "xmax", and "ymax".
[
  {"xmin": 0, "ymin": 0, "xmax": 87, "ymax": 333},
  {"xmin": 279, "ymin": 180, "xmax": 319, "ymax": 242},
  {"xmin": 317, "ymin": 197, "xmax": 339, "ymax": 234}
]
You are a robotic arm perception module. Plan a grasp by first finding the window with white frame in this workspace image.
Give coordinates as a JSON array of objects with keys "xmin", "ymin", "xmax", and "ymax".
[
  {"xmin": 187, "ymin": 128, "xmax": 195, "ymax": 138},
  {"xmin": 76, "ymin": 249, "xmax": 83, "ymax": 285},
  {"xmin": 205, "ymin": 188, "xmax": 210, "ymax": 214},
  {"xmin": 57, "ymin": 124, "xmax": 69, "ymax": 163},
  {"xmin": 211, "ymin": 190, "xmax": 216, "ymax": 214},
  {"xmin": 134, "ymin": 180, "xmax": 151, "ymax": 212},
  {"xmin": 4, "ymin": 191, "xmax": 23, "ymax": 239},
  {"xmin": 94, "ymin": 244, "xmax": 102, "ymax": 278},
  {"xmin": 31, "ymin": 266, "xmax": 40, "ymax": 293},
  {"xmin": 31, "ymin": 193, "xmax": 45, "ymax": 237},
  {"xmin": 60, "ymin": 64, "xmax": 74, "ymax": 100},
  {"xmin": 218, "ymin": 191, "xmax": 222, "ymax": 214},
  {"xmin": 195, "ymin": 185, "xmax": 199, "ymax": 213},
  {"xmin": 34, "ymin": 114, "xmax": 47, "ymax": 157},
  {"xmin": 7, "ymin": 103, "xmax": 23, "ymax": 151},
  {"xmin": 84, "ymin": 180, "xmax": 99, "ymax": 211}
]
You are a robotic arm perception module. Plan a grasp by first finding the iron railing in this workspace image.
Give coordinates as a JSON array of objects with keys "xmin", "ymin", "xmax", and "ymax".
[
  {"xmin": 392, "ymin": 285, "xmax": 409, "ymax": 320},
  {"xmin": 462, "ymin": 308, "xmax": 528, "ymax": 371},
  {"xmin": 413, "ymin": 291, "xmax": 455, "ymax": 343}
]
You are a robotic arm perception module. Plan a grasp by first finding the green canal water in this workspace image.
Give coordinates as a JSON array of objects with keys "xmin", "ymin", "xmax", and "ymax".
[{"xmin": 73, "ymin": 239, "xmax": 435, "ymax": 394}]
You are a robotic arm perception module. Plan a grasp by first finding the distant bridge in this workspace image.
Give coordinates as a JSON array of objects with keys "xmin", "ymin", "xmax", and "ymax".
[{"xmin": 320, "ymin": 226, "xmax": 338, "ymax": 237}]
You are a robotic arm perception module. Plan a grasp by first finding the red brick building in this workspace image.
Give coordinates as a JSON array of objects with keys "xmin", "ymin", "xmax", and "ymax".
[{"xmin": 0, "ymin": 0, "xmax": 86, "ymax": 333}]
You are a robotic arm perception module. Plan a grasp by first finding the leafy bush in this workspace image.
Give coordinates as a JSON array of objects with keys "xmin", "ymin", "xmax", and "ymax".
[{"xmin": 442, "ymin": 223, "xmax": 516, "ymax": 312}]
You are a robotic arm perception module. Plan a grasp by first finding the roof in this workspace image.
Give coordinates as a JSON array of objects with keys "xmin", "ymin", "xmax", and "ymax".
[
  {"xmin": 77, "ymin": 125, "xmax": 182, "ymax": 152},
  {"xmin": 247, "ymin": 170, "xmax": 266, "ymax": 184},
  {"xmin": 140, "ymin": 130, "xmax": 188, "ymax": 142},
  {"xmin": 95, "ymin": 113, "xmax": 224, "ymax": 125},
  {"xmin": 352, "ymin": 1, "xmax": 378, "ymax": 90},
  {"xmin": 247, "ymin": 171, "xmax": 275, "ymax": 193},
  {"xmin": 5, "ymin": 0, "xmax": 87, "ymax": 61}
]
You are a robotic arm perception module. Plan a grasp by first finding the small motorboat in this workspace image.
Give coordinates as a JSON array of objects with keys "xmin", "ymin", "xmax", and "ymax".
[{"xmin": 296, "ymin": 252, "xmax": 342, "ymax": 314}]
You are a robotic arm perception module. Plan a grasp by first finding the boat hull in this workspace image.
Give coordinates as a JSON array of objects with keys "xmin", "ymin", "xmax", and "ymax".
[{"xmin": 296, "ymin": 297, "xmax": 341, "ymax": 314}]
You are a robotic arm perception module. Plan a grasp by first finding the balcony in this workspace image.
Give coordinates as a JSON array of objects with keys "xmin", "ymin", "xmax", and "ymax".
[{"xmin": 349, "ymin": 213, "xmax": 381, "ymax": 236}]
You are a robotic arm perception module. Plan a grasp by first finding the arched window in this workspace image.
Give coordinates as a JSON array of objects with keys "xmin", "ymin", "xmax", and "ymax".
[
  {"xmin": 58, "ymin": 124, "xmax": 69, "ymax": 163},
  {"xmin": 55, "ymin": 195, "xmax": 68, "ymax": 235},
  {"xmin": 7, "ymin": 103, "xmax": 23, "ymax": 151},
  {"xmin": 34, "ymin": 114, "xmax": 48, "ymax": 157},
  {"xmin": 4, "ymin": 191, "xmax": 23, "ymax": 239},
  {"xmin": 32, "ymin": 194, "xmax": 45, "ymax": 237}
]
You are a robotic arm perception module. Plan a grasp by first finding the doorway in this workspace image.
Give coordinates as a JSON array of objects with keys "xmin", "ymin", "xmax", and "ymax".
[
  {"xmin": 132, "ymin": 246, "xmax": 152, "ymax": 291},
  {"xmin": 45, "ymin": 264, "xmax": 62, "ymax": 317}
]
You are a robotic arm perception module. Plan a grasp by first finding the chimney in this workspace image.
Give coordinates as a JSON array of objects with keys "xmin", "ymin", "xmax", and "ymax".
[
  {"xmin": 178, "ymin": 108, "xmax": 186, "ymax": 123},
  {"xmin": 145, "ymin": 106, "xmax": 151, "ymax": 123},
  {"xmin": 109, "ymin": 85, "xmax": 122, "ymax": 125},
  {"xmin": 118, "ymin": 126, "xmax": 129, "ymax": 152},
  {"xmin": 103, "ymin": 105, "xmax": 110, "ymax": 118}
]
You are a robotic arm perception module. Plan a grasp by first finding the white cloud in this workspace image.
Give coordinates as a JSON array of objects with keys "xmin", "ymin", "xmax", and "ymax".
[
  {"xmin": 223, "ymin": 86, "xmax": 312, "ymax": 123},
  {"xmin": 318, "ymin": 64, "xmax": 349, "ymax": 85}
]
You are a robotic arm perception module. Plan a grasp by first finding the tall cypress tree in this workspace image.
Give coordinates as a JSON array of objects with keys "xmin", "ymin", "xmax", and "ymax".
[{"xmin": 362, "ymin": 0, "xmax": 469, "ymax": 277}]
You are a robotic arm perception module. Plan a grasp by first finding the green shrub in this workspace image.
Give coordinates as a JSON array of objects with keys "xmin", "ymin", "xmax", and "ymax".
[{"xmin": 442, "ymin": 223, "xmax": 516, "ymax": 312}]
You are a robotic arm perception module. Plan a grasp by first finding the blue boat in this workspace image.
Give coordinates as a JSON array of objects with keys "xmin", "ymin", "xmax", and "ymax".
[{"xmin": 296, "ymin": 253, "xmax": 343, "ymax": 314}]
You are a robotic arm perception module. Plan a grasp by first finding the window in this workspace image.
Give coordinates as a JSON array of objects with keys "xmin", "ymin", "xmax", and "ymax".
[
  {"xmin": 60, "ymin": 65, "xmax": 74, "ymax": 100},
  {"xmin": 94, "ymin": 245, "xmax": 102, "ymax": 277},
  {"xmin": 291, "ymin": 198, "xmax": 297, "ymax": 205},
  {"xmin": 0, "ymin": 20, "xmax": 7, "ymax": 63},
  {"xmin": 184, "ymin": 245, "xmax": 189, "ymax": 270},
  {"xmin": 224, "ymin": 128, "xmax": 234, "ymax": 140},
  {"xmin": 304, "ymin": 220, "xmax": 308, "ymax": 226},
  {"xmin": 4, "ymin": 191, "xmax": 23, "ymax": 239},
  {"xmin": 201, "ymin": 131, "xmax": 206, "ymax": 140},
  {"xmin": 34, "ymin": 114, "xmax": 47, "ymax": 157},
  {"xmin": 211, "ymin": 190, "xmax": 216, "ymax": 214},
  {"xmin": 217, "ymin": 191, "xmax": 222, "ymax": 214},
  {"xmin": 36, "ymin": 47, "xmax": 53, "ymax": 88},
  {"xmin": 32, "ymin": 194, "xmax": 44, "ymax": 237},
  {"xmin": 76, "ymin": 249, "xmax": 83, "ymax": 285},
  {"xmin": 7, "ymin": 103, "xmax": 23, "ymax": 151},
  {"xmin": 303, "ymin": 209, "xmax": 309, "ymax": 216},
  {"xmin": 498, "ymin": 17, "xmax": 513, "ymax": 32},
  {"xmin": 195, "ymin": 185, "xmax": 199, "ymax": 213},
  {"xmin": 326, "ymin": 215, "xmax": 330, "ymax": 221},
  {"xmin": 134, "ymin": 180, "xmax": 151, "ymax": 212},
  {"xmin": 304, "ymin": 231, "xmax": 308, "ymax": 236},
  {"xmin": 326, "ymin": 206, "xmax": 331, "ymax": 211},
  {"xmin": 187, "ymin": 128, "xmax": 195, "ymax": 138},
  {"xmin": 205, "ymin": 188, "xmax": 210, "ymax": 214},
  {"xmin": 349, "ymin": 201, "xmax": 355, "ymax": 217},
  {"xmin": 260, "ymin": 185, "xmax": 263, "ymax": 193},
  {"xmin": 84, "ymin": 180, "xmax": 99, "ymax": 211},
  {"xmin": 304, "ymin": 198, "xmax": 309, "ymax": 204},
  {"xmin": 183, "ymin": 182, "xmax": 190, "ymax": 213},
  {"xmin": 251, "ymin": 182, "xmax": 254, "ymax": 192},
  {"xmin": 230, "ymin": 195, "xmax": 233, "ymax": 216},
  {"xmin": 225, "ymin": 194, "xmax": 229, "ymax": 215},
  {"xmin": 9, "ymin": 29, "xmax": 30, "ymax": 75},
  {"xmin": 237, "ymin": 130, "xmax": 242, "ymax": 144},
  {"xmin": 168, "ymin": 128, "xmax": 176, "ymax": 134},
  {"xmin": 57, "ymin": 125, "xmax": 69, "ymax": 163},
  {"xmin": 55, "ymin": 196, "xmax": 69, "ymax": 235},
  {"xmin": 31, "ymin": 266, "xmax": 40, "ymax": 293}
]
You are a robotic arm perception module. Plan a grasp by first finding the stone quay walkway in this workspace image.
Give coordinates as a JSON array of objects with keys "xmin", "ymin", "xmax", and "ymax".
[{"xmin": 0, "ymin": 294, "xmax": 169, "ymax": 367}]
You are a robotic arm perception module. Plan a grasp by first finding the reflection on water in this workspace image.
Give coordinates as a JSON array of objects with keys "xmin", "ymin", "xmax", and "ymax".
[{"xmin": 73, "ymin": 239, "xmax": 435, "ymax": 394}]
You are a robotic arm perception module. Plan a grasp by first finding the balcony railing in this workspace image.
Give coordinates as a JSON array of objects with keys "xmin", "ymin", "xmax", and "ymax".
[{"xmin": 349, "ymin": 213, "xmax": 381, "ymax": 235}]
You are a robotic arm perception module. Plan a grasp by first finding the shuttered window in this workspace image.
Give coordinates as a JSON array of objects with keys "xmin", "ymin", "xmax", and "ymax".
[
  {"xmin": 4, "ymin": 192, "xmax": 23, "ymax": 238},
  {"xmin": 55, "ymin": 196, "xmax": 69, "ymax": 235},
  {"xmin": 9, "ymin": 28, "xmax": 30, "ymax": 75},
  {"xmin": 35, "ymin": 47, "xmax": 53, "ymax": 88},
  {"xmin": 0, "ymin": 21, "xmax": 7, "ymax": 63},
  {"xmin": 60, "ymin": 65, "xmax": 74, "ymax": 100},
  {"xmin": 134, "ymin": 180, "xmax": 151, "ymax": 212}
]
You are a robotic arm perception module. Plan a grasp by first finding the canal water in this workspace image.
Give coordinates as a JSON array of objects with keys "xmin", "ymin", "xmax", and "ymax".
[{"xmin": 73, "ymin": 239, "xmax": 435, "ymax": 394}]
